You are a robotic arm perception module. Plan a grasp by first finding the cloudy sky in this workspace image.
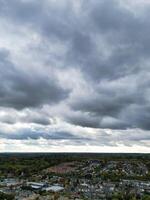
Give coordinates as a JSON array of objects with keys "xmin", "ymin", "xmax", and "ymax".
[{"xmin": 0, "ymin": 0, "xmax": 150, "ymax": 152}]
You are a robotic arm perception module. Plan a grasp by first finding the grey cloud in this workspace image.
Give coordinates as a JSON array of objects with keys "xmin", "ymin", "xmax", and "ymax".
[
  {"xmin": 0, "ymin": 0, "xmax": 150, "ymax": 135},
  {"xmin": 0, "ymin": 129, "xmax": 85, "ymax": 141},
  {"xmin": 1, "ymin": 0, "xmax": 150, "ymax": 80},
  {"xmin": 0, "ymin": 126, "xmax": 149, "ymax": 148},
  {"xmin": 0, "ymin": 49, "xmax": 69, "ymax": 110},
  {"xmin": 0, "ymin": 110, "xmax": 51, "ymax": 125},
  {"xmin": 68, "ymin": 9, "xmax": 148, "ymax": 81},
  {"xmin": 66, "ymin": 111, "xmax": 131, "ymax": 130},
  {"xmin": 0, "ymin": 0, "xmax": 74, "ymax": 40},
  {"xmin": 121, "ymin": 105, "xmax": 150, "ymax": 130},
  {"xmin": 24, "ymin": 116, "xmax": 50, "ymax": 126},
  {"xmin": 65, "ymin": 111, "xmax": 101, "ymax": 128},
  {"xmin": 69, "ymin": 72, "xmax": 150, "ymax": 130},
  {"xmin": 19, "ymin": 109, "xmax": 52, "ymax": 126}
]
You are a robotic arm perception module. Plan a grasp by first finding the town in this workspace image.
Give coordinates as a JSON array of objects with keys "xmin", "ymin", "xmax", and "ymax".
[{"xmin": 0, "ymin": 153, "xmax": 149, "ymax": 200}]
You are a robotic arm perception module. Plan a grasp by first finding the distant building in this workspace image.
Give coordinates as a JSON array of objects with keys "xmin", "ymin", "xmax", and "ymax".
[
  {"xmin": 27, "ymin": 182, "xmax": 46, "ymax": 190},
  {"xmin": 43, "ymin": 184, "xmax": 64, "ymax": 192}
]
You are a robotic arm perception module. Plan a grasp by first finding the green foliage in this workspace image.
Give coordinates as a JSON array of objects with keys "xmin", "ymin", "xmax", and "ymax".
[
  {"xmin": 0, "ymin": 192, "xmax": 15, "ymax": 200},
  {"xmin": 112, "ymin": 192, "xmax": 124, "ymax": 200},
  {"xmin": 0, "ymin": 153, "xmax": 149, "ymax": 180},
  {"xmin": 142, "ymin": 194, "xmax": 150, "ymax": 200}
]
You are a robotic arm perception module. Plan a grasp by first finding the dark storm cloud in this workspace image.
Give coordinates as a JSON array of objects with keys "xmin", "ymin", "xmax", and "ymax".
[
  {"xmin": 0, "ymin": 0, "xmax": 150, "ymax": 133},
  {"xmin": 66, "ymin": 0, "xmax": 150, "ymax": 130},
  {"xmin": 66, "ymin": 112, "xmax": 101, "ymax": 129},
  {"xmin": 66, "ymin": 111, "xmax": 131, "ymax": 130},
  {"xmin": 1, "ymin": 0, "xmax": 150, "ymax": 81},
  {"xmin": 0, "ymin": 49, "xmax": 68, "ymax": 110},
  {"xmin": 67, "ymin": 0, "xmax": 150, "ymax": 81},
  {"xmin": 68, "ymin": 73, "xmax": 148, "ymax": 130}
]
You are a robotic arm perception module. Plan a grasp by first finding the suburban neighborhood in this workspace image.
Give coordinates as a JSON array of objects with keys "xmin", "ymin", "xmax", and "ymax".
[{"xmin": 0, "ymin": 154, "xmax": 149, "ymax": 200}]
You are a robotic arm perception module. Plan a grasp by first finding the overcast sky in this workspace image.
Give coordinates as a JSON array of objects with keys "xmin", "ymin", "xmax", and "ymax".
[{"xmin": 0, "ymin": 0, "xmax": 150, "ymax": 152}]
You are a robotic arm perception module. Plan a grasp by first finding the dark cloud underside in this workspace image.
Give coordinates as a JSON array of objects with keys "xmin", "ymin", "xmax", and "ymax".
[
  {"xmin": 0, "ymin": 49, "xmax": 68, "ymax": 110},
  {"xmin": 0, "ymin": 0, "xmax": 150, "ymax": 150}
]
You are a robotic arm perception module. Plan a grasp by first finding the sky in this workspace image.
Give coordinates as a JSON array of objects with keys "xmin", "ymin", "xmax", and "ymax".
[{"xmin": 0, "ymin": 0, "xmax": 150, "ymax": 152}]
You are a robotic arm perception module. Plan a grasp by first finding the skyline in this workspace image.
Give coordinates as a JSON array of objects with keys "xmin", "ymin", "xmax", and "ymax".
[{"xmin": 0, "ymin": 0, "xmax": 150, "ymax": 152}]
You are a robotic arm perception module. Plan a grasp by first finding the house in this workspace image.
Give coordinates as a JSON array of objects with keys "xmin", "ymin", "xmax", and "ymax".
[
  {"xmin": 43, "ymin": 184, "xmax": 64, "ymax": 192},
  {"xmin": 27, "ymin": 182, "xmax": 46, "ymax": 190}
]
